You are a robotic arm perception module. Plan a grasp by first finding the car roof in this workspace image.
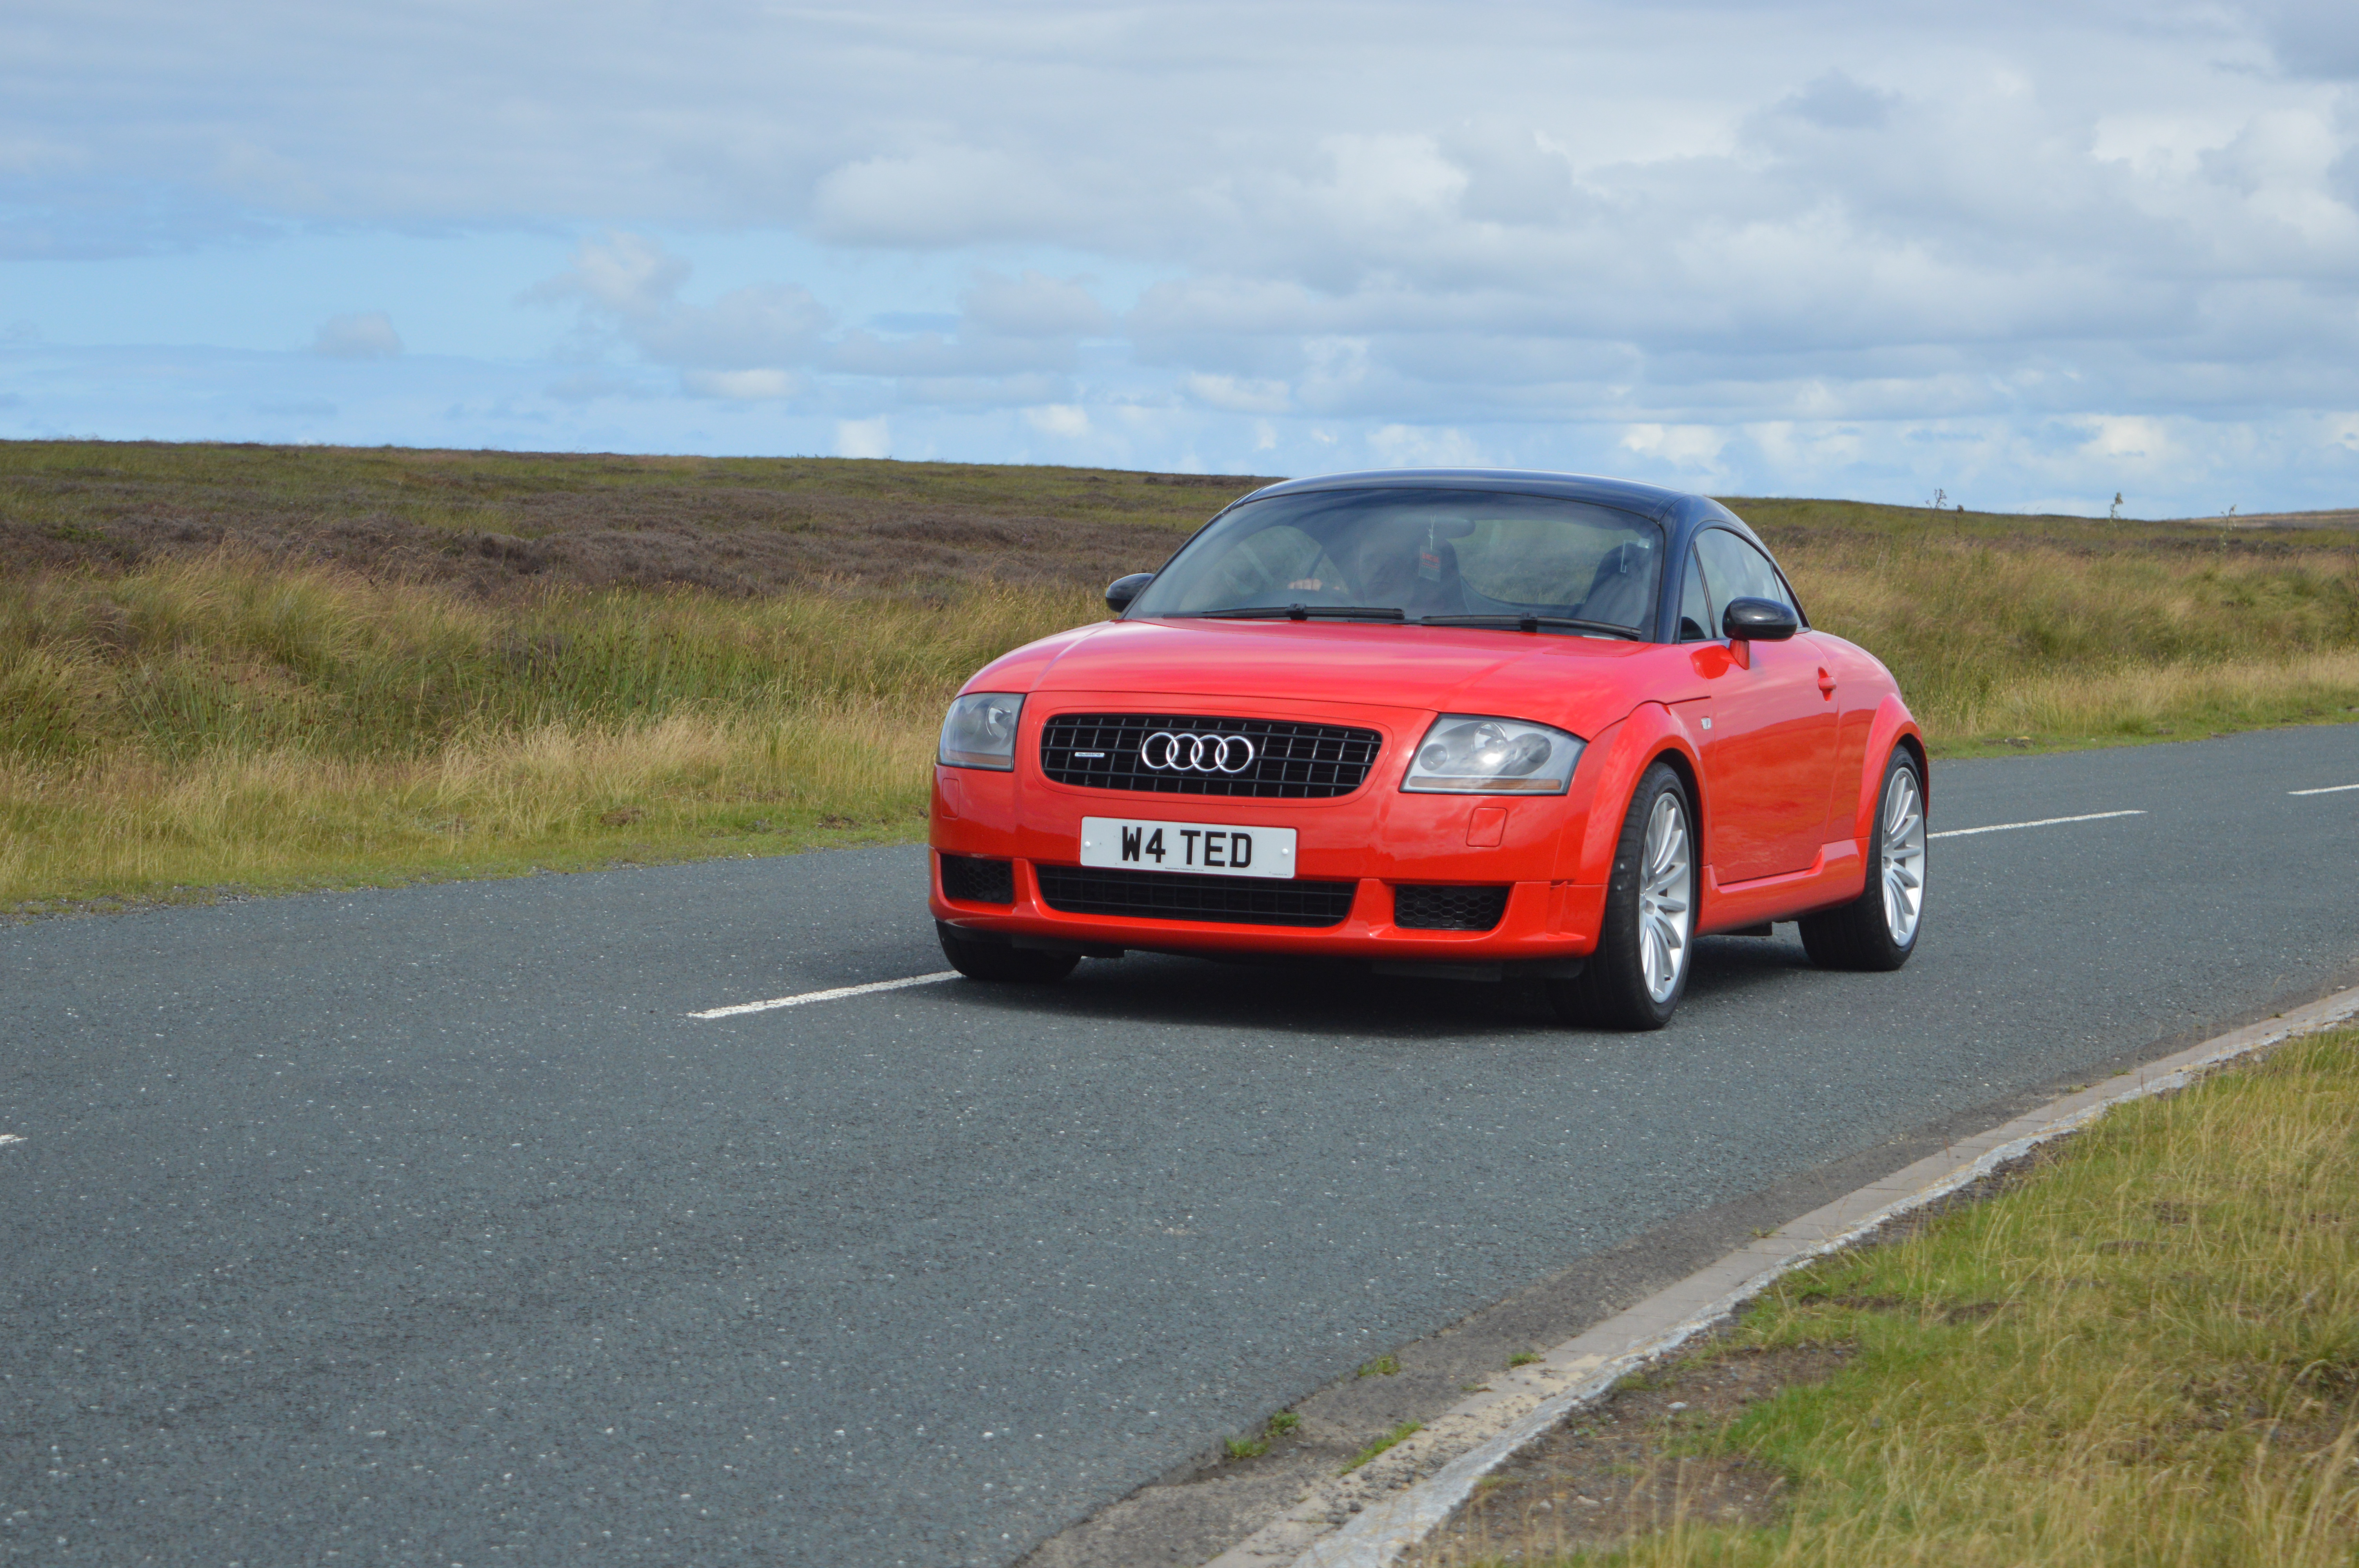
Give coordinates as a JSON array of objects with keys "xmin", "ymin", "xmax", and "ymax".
[
  {"xmin": 1227, "ymin": 467, "xmax": 1708, "ymax": 522},
  {"xmin": 1189, "ymin": 466, "xmax": 1792, "ymax": 640}
]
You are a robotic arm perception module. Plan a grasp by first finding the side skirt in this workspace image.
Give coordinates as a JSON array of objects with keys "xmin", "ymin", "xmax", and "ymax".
[{"xmin": 1697, "ymin": 840, "xmax": 1866, "ymax": 933}]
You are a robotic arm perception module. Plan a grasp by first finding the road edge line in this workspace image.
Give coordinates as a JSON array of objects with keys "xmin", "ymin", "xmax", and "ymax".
[{"xmin": 1205, "ymin": 982, "xmax": 2359, "ymax": 1568}]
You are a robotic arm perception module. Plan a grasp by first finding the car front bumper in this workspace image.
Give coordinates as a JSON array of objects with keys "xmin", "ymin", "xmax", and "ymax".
[{"xmin": 926, "ymin": 692, "xmax": 1610, "ymax": 967}]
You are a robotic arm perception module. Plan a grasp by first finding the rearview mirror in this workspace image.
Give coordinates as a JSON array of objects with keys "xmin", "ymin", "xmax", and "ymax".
[
  {"xmin": 1105, "ymin": 572, "xmax": 1154, "ymax": 614},
  {"xmin": 1722, "ymin": 597, "xmax": 1799, "ymax": 641}
]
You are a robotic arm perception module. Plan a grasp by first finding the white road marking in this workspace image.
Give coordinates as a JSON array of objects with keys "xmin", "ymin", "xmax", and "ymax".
[
  {"xmin": 687, "ymin": 971, "xmax": 959, "ymax": 1020},
  {"xmin": 2288, "ymin": 783, "xmax": 2359, "ymax": 796},
  {"xmin": 1928, "ymin": 809, "xmax": 2146, "ymax": 840},
  {"xmin": 0, "ymin": 1134, "xmax": 23, "ymax": 1148}
]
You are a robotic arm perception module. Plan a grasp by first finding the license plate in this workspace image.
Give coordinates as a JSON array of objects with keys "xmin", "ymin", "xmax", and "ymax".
[{"xmin": 1078, "ymin": 816, "xmax": 1296, "ymax": 879}]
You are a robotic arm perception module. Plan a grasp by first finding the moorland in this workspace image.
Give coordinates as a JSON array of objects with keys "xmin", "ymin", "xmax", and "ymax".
[{"xmin": 3, "ymin": 441, "xmax": 2354, "ymax": 909}]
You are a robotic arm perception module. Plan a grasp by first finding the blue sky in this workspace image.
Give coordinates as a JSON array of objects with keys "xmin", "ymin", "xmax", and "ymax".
[{"xmin": 5, "ymin": 0, "xmax": 2358, "ymax": 515}]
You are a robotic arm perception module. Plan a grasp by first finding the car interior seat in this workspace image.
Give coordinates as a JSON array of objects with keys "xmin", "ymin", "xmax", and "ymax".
[
  {"xmin": 1400, "ymin": 537, "xmax": 1468, "ymax": 619},
  {"xmin": 1576, "ymin": 541, "xmax": 1654, "ymax": 630}
]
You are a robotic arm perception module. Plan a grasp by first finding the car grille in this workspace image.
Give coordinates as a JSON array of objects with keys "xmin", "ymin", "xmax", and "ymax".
[
  {"xmin": 1392, "ymin": 884, "xmax": 1511, "ymax": 931},
  {"xmin": 1033, "ymin": 865, "xmax": 1357, "ymax": 927},
  {"xmin": 1038, "ymin": 713, "xmax": 1383, "ymax": 799},
  {"xmin": 938, "ymin": 853, "xmax": 1015, "ymax": 905}
]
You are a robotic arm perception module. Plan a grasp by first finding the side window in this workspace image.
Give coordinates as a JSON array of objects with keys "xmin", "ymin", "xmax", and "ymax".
[
  {"xmin": 1693, "ymin": 530, "xmax": 1797, "ymax": 624},
  {"xmin": 1677, "ymin": 546, "xmax": 1713, "ymax": 641}
]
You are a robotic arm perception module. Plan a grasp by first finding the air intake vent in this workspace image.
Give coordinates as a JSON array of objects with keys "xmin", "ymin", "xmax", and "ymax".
[
  {"xmin": 1040, "ymin": 713, "xmax": 1383, "ymax": 799},
  {"xmin": 1034, "ymin": 865, "xmax": 1356, "ymax": 927},
  {"xmin": 1392, "ymin": 884, "xmax": 1511, "ymax": 931},
  {"xmin": 938, "ymin": 853, "xmax": 1015, "ymax": 905}
]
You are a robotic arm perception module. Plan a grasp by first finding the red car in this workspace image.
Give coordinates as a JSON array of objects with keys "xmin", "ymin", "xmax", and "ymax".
[{"xmin": 928, "ymin": 470, "xmax": 1926, "ymax": 1028}]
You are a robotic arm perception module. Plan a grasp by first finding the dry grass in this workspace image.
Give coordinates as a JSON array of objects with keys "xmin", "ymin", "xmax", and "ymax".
[
  {"xmin": 1750, "ymin": 505, "xmax": 2359, "ymax": 755},
  {"xmin": 0, "ymin": 547, "xmax": 1094, "ymax": 909},
  {"xmin": 2, "ymin": 443, "xmax": 2355, "ymax": 909},
  {"xmin": 0, "ymin": 703, "xmax": 941, "ymax": 909},
  {"xmin": 1421, "ymin": 1027, "xmax": 2359, "ymax": 1568},
  {"xmin": 1930, "ymin": 647, "xmax": 2359, "ymax": 746}
]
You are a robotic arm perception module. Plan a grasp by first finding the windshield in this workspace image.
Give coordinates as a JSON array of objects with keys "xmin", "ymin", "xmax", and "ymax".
[{"xmin": 1126, "ymin": 488, "xmax": 1664, "ymax": 635}]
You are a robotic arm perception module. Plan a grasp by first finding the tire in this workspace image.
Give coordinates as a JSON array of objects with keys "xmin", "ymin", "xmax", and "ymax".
[
  {"xmin": 1800, "ymin": 748, "xmax": 1926, "ymax": 972},
  {"xmin": 935, "ymin": 921, "xmax": 1081, "ymax": 984},
  {"xmin": 1548, "ymin": 761, "xmax": 1696, "ymax": 1030}
]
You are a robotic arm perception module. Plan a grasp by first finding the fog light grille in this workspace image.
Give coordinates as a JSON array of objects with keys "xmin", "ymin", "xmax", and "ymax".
[
  {"xmin": 1392, "ymin": 884, "xmax": 1511, "ymax": 931},
  {"xmin": 938, "ymin": 853, "xmax": 1015, "ymax": 905}
]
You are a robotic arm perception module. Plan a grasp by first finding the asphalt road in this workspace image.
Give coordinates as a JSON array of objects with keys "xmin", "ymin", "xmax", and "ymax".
[{"xmin": 4, "ymin": 726, "xmax": 2356, "ymax": 1566}]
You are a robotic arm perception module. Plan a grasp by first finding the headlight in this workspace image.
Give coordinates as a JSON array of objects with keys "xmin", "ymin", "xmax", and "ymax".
[
  {"xmin": 939, "ymin": 692, "xmax": 1025, "ymax": 770},
  {"xmin": 1401, "ymin": 714, "xmax": 1583, "ymax": 794}
]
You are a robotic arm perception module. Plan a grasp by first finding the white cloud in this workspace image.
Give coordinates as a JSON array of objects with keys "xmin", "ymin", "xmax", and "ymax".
[
  {"xmin": 1621, "ymin": 424, "xmax": 1730, "ymax": 470},
  {"xmin": 535, "ymin": 234, "xmax": 829, "ymax": 373},
  {"xmin": 311, "ymin": 310, "xmax": 401, "ymax": 359},
  {"xmin": 543, "ymin": 231, "xmax": 687, "ymax": 318},
  {"xmin": 835, "ymin": 416, "xmax": 891, "ymax": 458},
  {"xmin": 1368, "ymin": 424, "xmax": 1483, "ymax": 466},
  {"xmin": 812, "ymin": 147, "xmax": 1079, "ymax": 248},
  {"xmin": 1022, "ymin": 403, "xmax": 1089, "ymax": 438},
  {"xmin": 1181, "ymin": 373, "xmax": 1292, "ymax": 414},
  {"xmin": 2081, "ymin": 415, "xmax": 2169, "ymax": 460}
]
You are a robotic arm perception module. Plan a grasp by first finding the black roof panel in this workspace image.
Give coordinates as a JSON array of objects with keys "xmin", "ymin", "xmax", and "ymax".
[{"xmin": 1228, "ymin": 467, "xmax": 1699, "ymax": 520}]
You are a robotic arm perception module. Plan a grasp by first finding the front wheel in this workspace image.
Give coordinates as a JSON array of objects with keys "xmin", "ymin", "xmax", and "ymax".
[
  {"xmin": 936, "ymin": 922, "xmax": 1081, "ymax": 983},
  {"xmin": 1548, "ymin": 761, "xmax": 1696, "ymax": 1031},
  {"xmin": 1800, "ymin": 748, "xmax": 1926, "ymax": 971}
]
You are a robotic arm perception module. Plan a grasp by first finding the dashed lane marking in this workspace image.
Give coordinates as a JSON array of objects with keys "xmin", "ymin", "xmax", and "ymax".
[
  {"xmin": 688, "ymin": 971, "xmax": 960, "ymax": 1020},
  {"xmin": 2289, "ymin": 783, "xmax": 2359, "ymax": 796},
  {"xmin": 0, "ymin": 1134, "xmax": 23, "ymax": 1148},
  {"xmin": 1929, "ymin": 809, "xmax": 2146, "ymax": 840}
]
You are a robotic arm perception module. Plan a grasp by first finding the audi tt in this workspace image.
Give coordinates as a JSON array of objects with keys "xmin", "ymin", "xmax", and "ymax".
[{"xmin": 927, "ymin": 468, "xmax": 1926, "ymax": 1029}]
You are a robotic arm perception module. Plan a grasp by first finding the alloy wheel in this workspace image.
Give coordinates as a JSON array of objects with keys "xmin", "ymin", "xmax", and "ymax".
[
  {"xmin": 1637, "ymin": 791, "xmax": 1693, "ymax": 1002},
  {"xmin": 1881, "ymin": 767, "xmax": 1927, "ymax": 946}
]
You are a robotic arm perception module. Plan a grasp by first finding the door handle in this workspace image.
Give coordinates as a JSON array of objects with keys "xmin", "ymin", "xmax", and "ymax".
[{"xmin": 1817, "ymin": 667, "xmax": 1836, "ymax": 697}]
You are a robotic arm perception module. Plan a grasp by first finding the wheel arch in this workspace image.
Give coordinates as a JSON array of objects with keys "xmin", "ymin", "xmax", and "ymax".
[
  {"xmin": 1563, "ymin": 704, "xmax": 1705, "ymax": 884},
  {"xmin": 1648, "ymin": 743, "xmax": 1703, "ymax": 854},
  {"xmin": 1894, "ymin": 729, "xmax": 1929, "ymax": 814},
  {"xmin": 1843, "ymin": 693, "xmax": 1928, "ymax": 843}
]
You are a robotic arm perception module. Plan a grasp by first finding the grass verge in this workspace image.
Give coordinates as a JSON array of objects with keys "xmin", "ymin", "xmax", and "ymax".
[
  {"xmin": 1417, "ymin": 1025, "xmax": 2359, "ymax": 1567},
  {"xmin": 0, "ymin": 553, "xmax": 1097, "ymax": 911},
  {"xmin": 1742, "ymin": 497, "xmax": 2359, "ymax": 759}
]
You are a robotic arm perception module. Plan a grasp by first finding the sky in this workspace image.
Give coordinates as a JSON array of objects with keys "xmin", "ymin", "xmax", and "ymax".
[{"xmin": 4, "ymin": 0, "xmax": 2358, "ymax": 515}]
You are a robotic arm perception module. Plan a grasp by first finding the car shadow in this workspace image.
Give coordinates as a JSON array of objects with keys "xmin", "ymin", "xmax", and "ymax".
[{"xmin": 926, "ymin": 932, "xmax": 1823, "ymax": 1042}]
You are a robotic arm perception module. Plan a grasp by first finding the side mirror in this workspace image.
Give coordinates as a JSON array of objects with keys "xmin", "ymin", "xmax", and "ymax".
[
  {"xmin": 1722, "ymin": 597, "xmax": 1799, "ymax": 642},
  {"xmin": 1105, "ymin": 572, "xmax": 1154, "ymax": 614}
]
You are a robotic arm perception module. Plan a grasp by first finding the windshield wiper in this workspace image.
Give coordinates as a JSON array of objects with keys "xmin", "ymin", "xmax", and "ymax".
[
  {"xmin": 1419, "ymin": 613, "xmax": 1640, "ymax": 640},
  {"xmin": 1194, "ymin": 605, "xmax": 1407, "ymax": 622}
]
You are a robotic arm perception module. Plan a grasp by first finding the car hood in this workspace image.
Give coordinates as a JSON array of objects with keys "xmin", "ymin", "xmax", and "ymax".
[{"xmin": 978, "ymin": 617, "xmax": 1652, "ymax": 728}]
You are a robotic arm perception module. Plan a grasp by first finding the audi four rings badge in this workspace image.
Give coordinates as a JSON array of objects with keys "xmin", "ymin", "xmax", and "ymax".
[{"xmin": 1140, "ymin": 731, "xmax": 1257, "ymax": 773}]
